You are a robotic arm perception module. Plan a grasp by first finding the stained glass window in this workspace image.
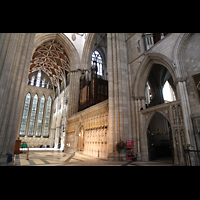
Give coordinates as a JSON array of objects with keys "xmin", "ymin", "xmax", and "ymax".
[
  {"xmin": 35, "ymin": 95, "xmax": 45, "ymax": 136},
  {"xmin": 43, "ymin": 96, "xmax": 52, "ymax": 137},
  {"xmin": 36, "ymin": 70, "xmax": 41, "ymax": 87},
  {"xmin": 30, "ymin": 76, "xmax": 35, "ymax": 86},
  {"xmin": 91, "ymin": 50, "xmax": 103, "ymax": 76},
  {"xmin": 19, "ymin": 93, "xmax": 31, "ymax": 136},
  {"xmin": 42, "ymin": 78, "xmax": 45, "ymax": 88},
  {"xmin": 28, "ymin": 94, "xmax": 38, "ymax": 136}
]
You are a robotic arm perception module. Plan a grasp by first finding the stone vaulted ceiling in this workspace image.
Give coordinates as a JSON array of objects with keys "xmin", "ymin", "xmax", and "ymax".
[{"xmin": 29, "ymin": 40, "xmax": 70, "ymax": 87}]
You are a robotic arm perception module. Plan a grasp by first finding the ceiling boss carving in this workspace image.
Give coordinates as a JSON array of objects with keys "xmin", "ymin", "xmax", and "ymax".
[{"xmin": 29, "ymin": 40, "xmax": 70, "ymax": 87}]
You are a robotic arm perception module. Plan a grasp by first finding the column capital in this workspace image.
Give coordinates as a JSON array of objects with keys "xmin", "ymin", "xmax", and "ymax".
[
  {"xmin": 132, "ymin": 95, "xmax": 145, "ymax": 100},
  {"xmin": 175, "ymin": 77, "xmax": 187, "ymax": 85}
]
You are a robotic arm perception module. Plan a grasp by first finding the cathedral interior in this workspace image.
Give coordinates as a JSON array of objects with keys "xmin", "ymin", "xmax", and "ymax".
[{"xmin": 1, "ymin": 33, "xmax": 200, "ymax": 166}]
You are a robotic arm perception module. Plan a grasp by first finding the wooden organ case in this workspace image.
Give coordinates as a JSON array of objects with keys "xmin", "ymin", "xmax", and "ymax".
[{"xmin": 78, "ymin": 64, "xmax": 108, "ymax": 111}]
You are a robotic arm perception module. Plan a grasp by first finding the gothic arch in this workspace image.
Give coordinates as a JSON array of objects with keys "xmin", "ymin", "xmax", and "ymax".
[
  {"xmin": 133, "ymin": 52, "xmax": 176, "ymax": 99},
  {"xmin": 75, "ymin": 122, "xmax": 85, "ymax": 136},
  {"xmin": 144, "ymin": 110, "xmax": 171, "ymax": 134},
  {"xmin": 33, "ymin": 33, "xmax": 80, "ymax": 70},
  {"xmin": 81, "ymin": 33, "xmax": 100, "ymax": 70},
  {"xmin": 75, "ymin": 123, "xmax": 85, "ymax": 151}
]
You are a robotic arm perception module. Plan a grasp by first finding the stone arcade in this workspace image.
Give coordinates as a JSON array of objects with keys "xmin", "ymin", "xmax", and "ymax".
[{"xmin": 0, "ymin": 33, "xmax": 200, "ymax": 166}]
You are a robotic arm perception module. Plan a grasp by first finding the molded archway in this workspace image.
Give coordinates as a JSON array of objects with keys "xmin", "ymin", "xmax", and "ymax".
[
  {"xmin": 33, "ymin": 33, "xmax": 80, "ymax": 71},
  {"xmin": 133, "ymin": 52, "xmax": 177, "ymax": 100},
  {"xmin": 75, "ymin": 123, "xmax": 85, "ymax": 151},
  {"xmin": 146, "ymin": 111, "xmax": 173, "ymax": 161}
]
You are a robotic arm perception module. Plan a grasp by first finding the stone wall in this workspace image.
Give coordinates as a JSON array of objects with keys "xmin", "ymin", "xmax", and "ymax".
[{"xmin": 64, "ymin": 100, "xmax": 108, "ymax": 159}]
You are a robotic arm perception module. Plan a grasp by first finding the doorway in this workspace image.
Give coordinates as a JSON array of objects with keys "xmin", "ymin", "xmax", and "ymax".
[
  {"xmin": 147, "ymin": 112, "xmax": 174, "ymax": 163},
  {"xmin": 77, "ymin": 126, "xmax": 85, "ymax": 151}
]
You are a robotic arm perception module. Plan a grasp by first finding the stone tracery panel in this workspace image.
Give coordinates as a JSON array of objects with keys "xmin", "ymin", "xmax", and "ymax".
[{"xmin": 65, "ymin": 100, "xmax": 108, "ymax": 159}]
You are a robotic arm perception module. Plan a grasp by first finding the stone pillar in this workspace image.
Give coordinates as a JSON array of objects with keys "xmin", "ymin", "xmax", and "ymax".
[
  {"xmin": 107, "ymin": 33, "xmax": 131, "ymax": 161},
  {"xmin": 67, "ymin": 70, "xmax": 81, "ymax": 118},
  {"xmin": 50, "ymin": 128, "xmax": 56, "ymax": 148},
  {"xmin": 135, "ymin": 99, "xmax": 142, "ymax": 161},
  {"xmin": 0, "ymin": 33, "xmax": 35, "ymax": 165},
  {"xmin": 107, "ymin": 33, "xmax": 115, "ymax": 160},
  {"xmin": 54, "ymin": 127, "xmax": 61, "ymax": 149},
  {"xmin": 177, "ymin": 80, "xmax": 194, "ymax": 148}
]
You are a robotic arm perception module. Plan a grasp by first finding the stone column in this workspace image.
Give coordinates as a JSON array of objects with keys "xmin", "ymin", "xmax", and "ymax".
[
  {"xmin": 177, "ymin": 80, "xmax": 195, "ymax": 148},
  {"xmin": 54, "ymin": 127, "xmax": 61, "ymax": 149},
  {"xmin": 107, "ymin": 33, "xmax": 115, "ymax": 160},
  {"xmin": 135, "ymin": 99, "xmax": 142, "ymax": 161},
  {"xmin": 0, "ymin": 33, "xmax": 35, "ymax": 165},
  {"xmin": 67, "ymin": 70, "xmax": 81, "ymax": 118},
  {"xmin": 50, "ymin": 128, "xmax": 56, "ymax": 148},
  {"xmin": 107, "ymin": 33, "xmax": 131, "ymax": 161}
]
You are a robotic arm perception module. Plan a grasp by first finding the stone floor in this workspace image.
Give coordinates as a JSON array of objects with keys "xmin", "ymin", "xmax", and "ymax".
[{"xmin": 12, "ymin": 149, "xmax": 175, "ymax": 166}]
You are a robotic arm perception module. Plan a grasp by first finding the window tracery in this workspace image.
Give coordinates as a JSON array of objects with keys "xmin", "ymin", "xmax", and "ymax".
[
  {"xmin": 43, "ymin": 96, "xmax": 52, "ymax": 137},
  {"xmin": 36, "ymin": 95, "xmax": 45, "ymax": 136},
  {"xmin": 91, "ymin": 50, "xmax": 103, "ymax": 76},
  {"xmin": 28, "ymin": 70, "xmax": 52, "ymax": 89},
  {"xmin": 19, "ymin": 93, "xmax": 31, "ymax": 136},
  {"xmin": 19, "ymin": 93, "xmax": 52, "ymax": 138},
  {"xmin": 28, "ymin": 94, "xmax": 38, "ymax": 136}
]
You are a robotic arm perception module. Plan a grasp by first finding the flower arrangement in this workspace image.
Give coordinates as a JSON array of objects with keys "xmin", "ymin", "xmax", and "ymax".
[{"xmin": 116, "ymin": 140, "xmax": 126, "ymax": 153}]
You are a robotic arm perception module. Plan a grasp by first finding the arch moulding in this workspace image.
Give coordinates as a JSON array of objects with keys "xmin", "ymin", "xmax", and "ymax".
[
  {"xmin": 133, "ymin": 52, "xmax": 176, "ymax": 99},
  {"xmin": 33, "ymin": 33, "xmax": 80, "ymax": 71}
]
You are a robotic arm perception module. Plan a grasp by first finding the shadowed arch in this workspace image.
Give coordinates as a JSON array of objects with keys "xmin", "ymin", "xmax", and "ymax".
[
  {"xmin": 81, "ymin": 33, "xmax": 100, "ymax": 70},
  {"xmin": 144, "ymin": 110, "xmax": 171, "ymax": 134},
  {"xmin": 145, "ymin": 111, "xmax": 173, "ymax": 161},
  {"xmin": 133, "ymin": 52, "xmax": 176, "ymax": 99}
]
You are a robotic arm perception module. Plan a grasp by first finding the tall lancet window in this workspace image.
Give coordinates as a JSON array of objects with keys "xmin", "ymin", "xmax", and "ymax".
[
  {"xmin": 91, "ymin": 50, "xmax": 103, "ymax": 76},
  {"xmin": 43, "ymin": 96, "xmax": 52, "ymax": 137},
  {"xmin": 36, "ymin": 70, "xmax": 42, "ymax": 87},
  {"xmin": 41, "ymin": 78, "xmax": 45, "ymax": 88},
  {"xmin": 28, "ymin": 94, "xmax": 38, "ymax": 136},
  {"xmin": 30, "ymin": 76, "xmax": 35, "ymax": 86},
  {"xmin": 19, "ymin": 93, "xmax": 31, "ymax": 136},
  {"xmin": 36, "ymin": 95, "xmax": 45, "ymax": 136}
]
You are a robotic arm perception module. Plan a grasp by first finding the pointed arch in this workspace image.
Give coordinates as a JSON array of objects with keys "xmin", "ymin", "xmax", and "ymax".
[
  {"xmin": 81, "ymin": 33, "xmax": 98, "ymax": 70},
  {"xmin": 36, "ymin": 95, "xmax": 45, "ymax": 136},
  {"xmin": 43, "ymin": 96, "xmax": 52, "ymax": 137},
  {"xmin": 133, "ymin": 52, "xmax": 176, "ymax": 99},
  {"xmin": 33, "ymin": 33, "xmax": 80, "ymax": 71},
  {"xmin": 19, "ymin": 92, "xmax": 31, "ymax": 136},
  {"xmin": 144, "ymin": 111, "xmax": 171, "ymax": 134},
  {"xmin": 28, "ymin": 93, "xmax": 38, "ymax": 136}
]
